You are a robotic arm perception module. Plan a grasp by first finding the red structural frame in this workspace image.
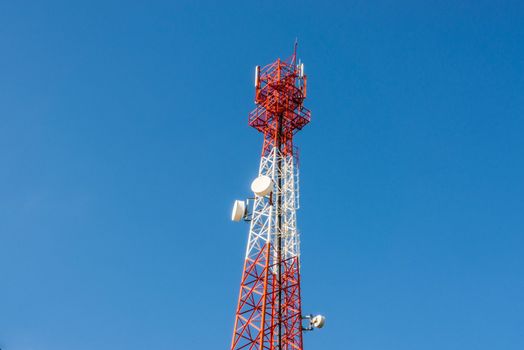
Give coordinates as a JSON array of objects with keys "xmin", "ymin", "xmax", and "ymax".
[
  {"xmin": 249, "ymin": 51, "xmax": 311, "ymax": 157},
  {"xmin": 230, "ymin": 48, "xmax": 310, "ymax": 350}
]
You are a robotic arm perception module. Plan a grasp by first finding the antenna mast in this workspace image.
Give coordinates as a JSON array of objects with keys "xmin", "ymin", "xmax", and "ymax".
[{"xmin": 230, "ymin": 45, "xmax": 324, "ymax": 350}]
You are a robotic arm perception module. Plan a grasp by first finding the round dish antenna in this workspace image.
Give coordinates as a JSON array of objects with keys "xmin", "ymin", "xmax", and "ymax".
[
  {"xmin": 251, "ymin": 176, "xmax": 273, "ymax": 197},
  {"xmin": 231, "ymin": 200, "xmax": 246, "ymax": 222},
  {"xmin": 311, "ymin": 315, "xmax": 326, "ymax": 329}
]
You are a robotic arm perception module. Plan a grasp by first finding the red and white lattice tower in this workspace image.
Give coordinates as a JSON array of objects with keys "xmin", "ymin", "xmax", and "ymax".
[{"xmin": 230, "ymin": 45, "xmax": 324, "ymax": 350}]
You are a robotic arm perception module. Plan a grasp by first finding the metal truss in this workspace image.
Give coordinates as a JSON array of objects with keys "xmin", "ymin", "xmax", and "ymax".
[{"xmin": 231, "ymin": 48, "xmax": 310, "ymax": 350}]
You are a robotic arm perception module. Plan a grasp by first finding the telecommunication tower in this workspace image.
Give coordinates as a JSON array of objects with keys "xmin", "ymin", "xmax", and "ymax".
[{"xmin": 230, "ymin": 45, "xmax": 325, "ymax": 350}]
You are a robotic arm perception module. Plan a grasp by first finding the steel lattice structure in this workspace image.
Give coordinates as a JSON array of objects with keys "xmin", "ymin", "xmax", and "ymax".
[{"xmin": 230, "ymin": 46, "xmax": 311, "ymax": 350}]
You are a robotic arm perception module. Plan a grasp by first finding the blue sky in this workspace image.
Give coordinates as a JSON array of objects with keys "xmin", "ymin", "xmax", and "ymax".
[{"xmin": 1, "ymin": 1, "xmax": 523, "ymax": 349}]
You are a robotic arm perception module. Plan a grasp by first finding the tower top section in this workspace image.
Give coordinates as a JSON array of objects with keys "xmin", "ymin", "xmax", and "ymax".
[{"xmin": 248, "ymin": 46, "xmax": 311, "ymax": 156}]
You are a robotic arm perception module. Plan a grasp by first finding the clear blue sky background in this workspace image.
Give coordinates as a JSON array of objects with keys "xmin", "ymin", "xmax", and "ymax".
[{"xmin": 1, "ymin": 1, "xmax": 523, "ymax": 349}]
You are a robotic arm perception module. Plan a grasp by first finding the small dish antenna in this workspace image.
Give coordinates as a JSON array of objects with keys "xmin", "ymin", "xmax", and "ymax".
[
  {"xmin": 231, "ymin": 200, "xmax": 247, "ymax": 222},
  {"xmin": 311, "ymin": 315, "xmax": 326, "ymax": 328},
  {"xmin": 251, "ymin": 176, "xmax": 273, "ymax": 197},
  {"xmin": 302, "ymin": 314, "xmax": 326, "ymax": 331}
]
